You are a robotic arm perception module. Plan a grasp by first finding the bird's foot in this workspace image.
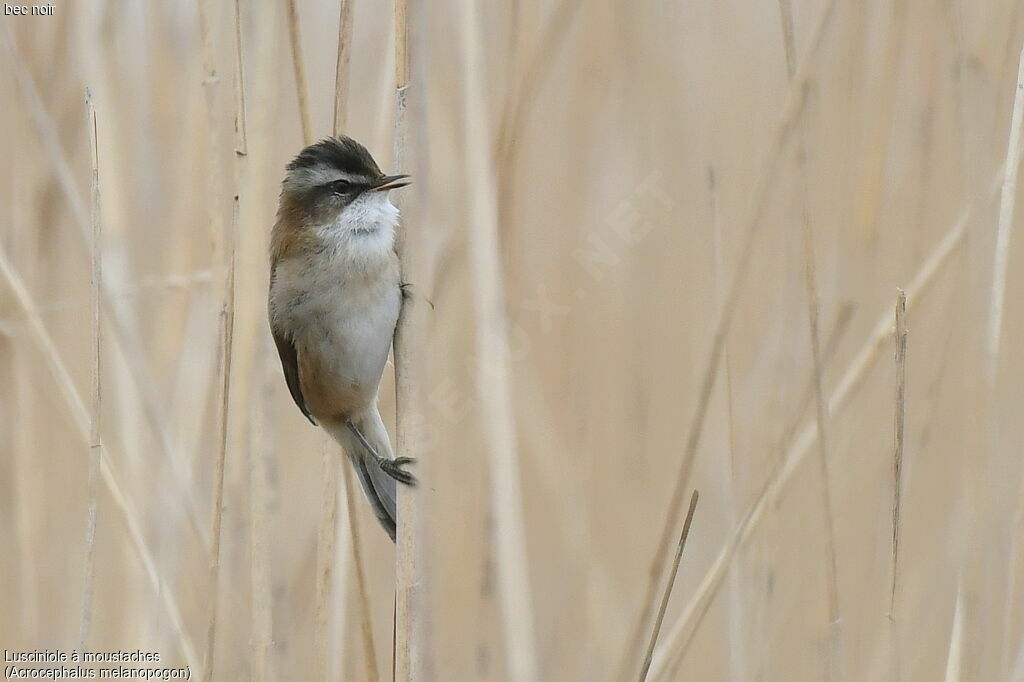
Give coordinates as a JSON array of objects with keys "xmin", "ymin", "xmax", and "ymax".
[{"xmin": 378, "ymin": 456, "xmax": 417, "ymax": 486}]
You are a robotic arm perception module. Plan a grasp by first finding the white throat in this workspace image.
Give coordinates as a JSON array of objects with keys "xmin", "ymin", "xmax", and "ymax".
[
  {"xmin": 315, "ymin": 191, "xmax": 399, "ymax": 268},
  {"xmin": 338, "ymin": 190, "xmax": 400, "ymax": 235}
]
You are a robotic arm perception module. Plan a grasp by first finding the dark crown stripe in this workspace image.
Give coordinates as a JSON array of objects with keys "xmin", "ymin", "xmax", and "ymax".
[{"xmin": 286, "ymin": 136, "xmax": 382, "ymax": 177}]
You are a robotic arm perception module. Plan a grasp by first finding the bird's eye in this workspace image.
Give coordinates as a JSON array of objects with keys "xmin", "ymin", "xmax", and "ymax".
[{"xmin": 331, "ymin": 179, "xmax": 352, "ymax": 194}]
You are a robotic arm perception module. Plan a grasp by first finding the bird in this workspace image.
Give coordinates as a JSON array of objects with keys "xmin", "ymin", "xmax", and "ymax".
[{"xmin": 268, "ymin": 136, "xmax": 414, "ymax": 541}]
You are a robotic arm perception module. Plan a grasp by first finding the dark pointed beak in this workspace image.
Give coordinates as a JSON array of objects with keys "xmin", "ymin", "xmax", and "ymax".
[{"xmin": 371, "ymin": 174, "xmax": 411, "ymax": 191}]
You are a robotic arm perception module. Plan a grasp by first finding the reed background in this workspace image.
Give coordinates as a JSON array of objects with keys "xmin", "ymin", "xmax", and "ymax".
[{"xmin": 2, "ymin": 1, "xmax": 1024, "ymax": 680}]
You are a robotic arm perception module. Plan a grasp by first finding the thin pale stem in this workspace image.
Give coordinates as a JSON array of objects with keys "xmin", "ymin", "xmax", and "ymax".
[
  {"xmin": 639, "ymin": 491, "xmax": 699, "ymax": 682},
  {"xmin": 285, "ymin": 0, "xmax": 313, "ymax": 144},
  {"xmin": 333, "ymin": 0, "xmax": 356, "ymax": 135},
  {"xmin": 890, "ymin": 289, "xmax": 908, "ymax": 682},
  {"xmin": 79, "ymin": 87, "xmax": 103, "ymax": 651}
]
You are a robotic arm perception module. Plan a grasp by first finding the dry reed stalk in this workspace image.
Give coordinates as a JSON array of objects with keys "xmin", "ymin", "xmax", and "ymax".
[
  {"xmin": 198, "ymin": 0, "xmax": 236, "ymax": 674},
  {"xmin": 618, "ymin": 0, "xmax": 839, "ymax": 674},
  {"xmin": 232, "ymin": 0, "xmax": 248, "ymax": 156},
  {"xmin": 201, "ymin": 135, "xmax": 236, "ymax": 682},
  {"xmin": 333, "ymin": 0, "xmax": 356, "ymax": 134},
  {"xmin": 456, "ymin": 0, "xmax": 540, "ymax": 679},
  {"xmin": 78, "ymin": 87, "xmax": 103, "ymax": 651},
  {"xmin": 890, "ymin": 289, "xmax": 908, "ymax": 681},
  {"xmin": 314, "ymin": 440, "xmax": 341, "ymax": 681},
  {"xmin": 222, "ymin": 0, "xmax": 283, "ymax": 661},
  {"xmin": 342, "ymin": 461, "xmax": 380, "ymax": 680},
  {"xmin": 285, "ymin": 0, "xmax": 313, "ymax": 145},
  {"xmin": 204, "ymin": 213, "xmax": 238, "ymax": 678},
  {"xmin": 945, "ymin": 580, "xmax": 965, "ymax": 682},
  {"xmin": 778, "ymin": 2, "xmax": 844, "ymax": 673},
  {"xmin": 997, "ymin": 46, "xmax": 1024, "ymax": 677},
  {"xmin": 776, "ymin": 0, "xmax": 797, "ymax": 76},
  {"xmin": 854, "ymin": 0, "xmax": 907, "ymax": 242},
  {"xmin": 990, "ymin": 4, "xmax": 1023, "ymax": 148},
  {"xmin": 0, "ymin": 248, "xmax": 199, "ymax": 671},
  {"xmin": 495, "ymin": 0, "xmax": 583, "ymax": 161},
  {"xmin": 250, "ymin": 351, "xmax": 275, "ymax": 682},
  {"xmin": 0, "ymin": 22, "xmax": 211, "ymax": 548},
  {"xmin": 638, "ymin": 491, "xmax": 699, "ymax": 682},
  {"xmin": 988, "ymin": 46, "xmax": 1024, "ymax": 380},
  {"xmin": 707, "ymin": 167, "xmax": 748, "ymax": 682},
  {"xmin": 393, "ymin": 0, "xmax": 430, "ymax": 678},
  {"xmin": 228, "ymin": 8, "xmax": 273, "ymax": 681},
  {"xmin": 394, "ymin": 0, "xmax": 408, "ymax": 89},
  {"xmin": 802, "ymin": 221, "xmax": 844, "ymax": 682},
  {"xmin": 647, "ymin": 164, "xmax": 1006, "ymax": 680},
  {"xmin": 494, "ymin": 0, "xmax": 583, "ymax": 231},
  {"xmin": 9, "ymin": 155, "xmax": 39, "ymax": 641}
]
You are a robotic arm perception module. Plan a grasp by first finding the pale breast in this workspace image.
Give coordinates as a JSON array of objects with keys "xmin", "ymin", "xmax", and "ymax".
[{"xmin": 271, "ymin": 246, "xmax": 400, "ymax": 418}]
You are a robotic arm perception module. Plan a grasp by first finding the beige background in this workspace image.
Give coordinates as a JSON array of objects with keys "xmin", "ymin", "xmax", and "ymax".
[{"xmin": 2, "ymin": 0, "xmax": 1024, "ymax": 680}]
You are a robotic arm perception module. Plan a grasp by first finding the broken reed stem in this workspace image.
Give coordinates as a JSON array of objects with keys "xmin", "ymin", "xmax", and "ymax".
[
  {"xmin": 285, "ymin": 0, "xmax": 313, "ymax": 145},
  {"xmin": 988, "ymin": 46, "xmax": 1024, "ymax": 380},
  {"xmin": 890, "ymin": 289, "xmax": 908, "ymax": 680},
  {"xmin": 79, "ymin": 87, "xmax": 102, "ymax": 651},
  {"xmin": 617, "ymin": 0, "xmax": 839, "ymax": 675},
  {"xmin": 639, "ymin": 491, "xmax": 699, "ymax": 682},
  {"xmin": 332, "ymin": 0, "xmax": 355, "ymax": 135},
  {"xmin": 648, "ymin": 164, "xmax": 1006, "ymax": 681}
]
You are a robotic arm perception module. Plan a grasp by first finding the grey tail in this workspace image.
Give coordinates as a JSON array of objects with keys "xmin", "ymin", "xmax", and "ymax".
[
  {"xmin": 325, "ymin": 413, "xmax": 397, "ymax": 542},
  {"xmin": 354, "ymin": 456, "xmax": 396, "ymax": 541}
]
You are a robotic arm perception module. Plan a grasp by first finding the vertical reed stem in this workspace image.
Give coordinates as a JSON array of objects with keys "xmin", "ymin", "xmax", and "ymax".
[
  {"xmin": 639, "ymin": 491, "xmax": 700, "ymax": 681},
  {"xmin": 890, "ymin": 289, "xmax": 908, "ymax": 682},
  {"xmin": 79, "ymin": 86, "xmax": 103, "ymax": 651},
  {"xmin": 285, "ymin": 0, "xmax": 313, "ymax": 145},
  {"xmin": 393, "ymin": 1, "xmax": 428, "ymax": 679}
]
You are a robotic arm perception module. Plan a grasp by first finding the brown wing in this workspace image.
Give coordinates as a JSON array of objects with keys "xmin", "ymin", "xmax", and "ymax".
[
  {"xmin": 270, "ymin": 259, "xmax": 315, "ymax": 425},
  {"xmin": 272, "ymin": 326, "xmax": 316, "ymax": 425}
]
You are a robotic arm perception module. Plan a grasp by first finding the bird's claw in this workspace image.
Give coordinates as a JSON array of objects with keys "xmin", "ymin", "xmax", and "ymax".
[{"xmin": 379, "ymin": 456, "xmax": 417, "ymax": 485}]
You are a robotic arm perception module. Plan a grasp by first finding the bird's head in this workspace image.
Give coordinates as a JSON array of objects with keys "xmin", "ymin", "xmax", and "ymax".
[{"xmin": 279, "ymin": 136, "xmax": 410, "ymax": 234}]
